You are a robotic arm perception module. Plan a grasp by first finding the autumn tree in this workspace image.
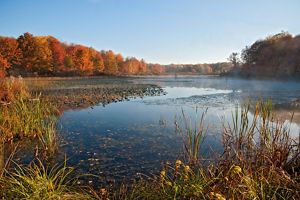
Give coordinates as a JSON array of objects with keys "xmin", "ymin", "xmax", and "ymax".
[
  {"xmin": 17, "ymin": 32, "xmax": 37, "ymax": 71},
  {"xmin": 149, "ymin": 64, "xmax": 165, "ymax": 75},
  {"xmin": 103, "ymin": 50, "xmax": 118, "ymax": 75},
  {"xmin": 17, "ymin": 33, "xmax": 52, "ymax": 74},
  {"xmin": 67, "ymin": 45, "xmax": 93, "ymax": 75},
  {"xmin": 0, "ymin": 37, "xmax": 22, "ymax": 68},
  {"xmin": 0, "ymin": 32, "xmax": 158, "ymax": 76},
  {"xmin": 34, "ymin": 36, "xmax": 53, "ymax": 74},
  {"xmin": 115, "ymin": 53, "xmax": 124, "ymax": 72},
  {"xmin": 0, "ymin": 54, "xmax": 9, "ymax": 77},
  {"xmin": 238, "ymin": 31, "xmax": 300, "ymax": 77},
  {"xmin": 63, "ymin": 56, "xmax": 74, "ymax": 72},
  {"xmin": 139, "ymin": 59, "xmax": 147, "ymax": 74},
  {"xmin": 89, "ymin": 48, "xmax": 104, "ymax": 74},
  {"xmin": 122, "ymin": 57, "xmax": 148, "ymax": 74},
  {"xmin": 48, "ymin": 37, "xmax": 66, "ymax": 73},
  {"xmin": 123, "ymin": 57, "xmax": 138, "ymax": 74}
]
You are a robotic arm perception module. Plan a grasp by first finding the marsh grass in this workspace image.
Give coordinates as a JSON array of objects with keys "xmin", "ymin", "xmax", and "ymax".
[
  {"xmin": 0, "ymin": 159, "xmax": 100, "ymax": 200},
  {"xmin": 175, "ymin": 108, "xmax": 208, "ymax": 166},
  {"xmin": 123, "ymin": 101, "xmax": 299, "ymax": 199},
  {"xmin": 221, "ymin": 100, "xmax": 299, "ymax": 172},
  {"xmin": 0, "ymin": 77, "xmax": 59, "ymax": 155},
  {"xmin": 0, "ymin": 76, "xmax": 29, "ymax": 104}
]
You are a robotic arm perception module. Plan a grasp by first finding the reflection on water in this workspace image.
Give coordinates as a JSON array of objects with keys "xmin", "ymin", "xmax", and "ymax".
[{"xmin": 9, "ymin": 76, "xmax": 300, "ymax": 186}]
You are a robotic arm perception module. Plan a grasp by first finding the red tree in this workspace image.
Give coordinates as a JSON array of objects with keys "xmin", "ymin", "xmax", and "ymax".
[
  {"xmin": 0, "ymin": 54, "xmax": 9, "ymax": 77},
  {"xmin": 0, "ymin": 37, "xmax": 22, "ymax": 68}
]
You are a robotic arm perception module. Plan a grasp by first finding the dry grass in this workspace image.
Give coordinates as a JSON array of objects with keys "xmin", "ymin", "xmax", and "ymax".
[
  {"xmin": 0, "ymin": 76, "xmax": 29, "ymax": 104},
  {"xmin": 0, "ymin": 77, "xmax": 58, "ymax": 155}
]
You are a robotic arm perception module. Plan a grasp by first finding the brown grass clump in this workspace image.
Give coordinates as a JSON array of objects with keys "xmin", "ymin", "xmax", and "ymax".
[{"xmin": 0, "ymin": 76, "xmax": 29, "ymax": 104}]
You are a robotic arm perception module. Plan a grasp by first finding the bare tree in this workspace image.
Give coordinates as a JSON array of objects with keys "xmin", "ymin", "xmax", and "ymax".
[{"xmin": 228, "ymin": 52, "xmax": 240, "ymax": 68}]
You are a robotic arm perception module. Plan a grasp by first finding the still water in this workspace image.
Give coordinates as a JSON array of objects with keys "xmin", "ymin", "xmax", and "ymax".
[{"xmin": 14, "ymin": 76, "xmax": 300, "ymax": 186}]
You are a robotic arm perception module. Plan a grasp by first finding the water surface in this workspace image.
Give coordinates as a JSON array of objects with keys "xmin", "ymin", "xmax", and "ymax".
[{"xmin": 12, "ymin": 76, "xmax": 300, "ymax": 186}]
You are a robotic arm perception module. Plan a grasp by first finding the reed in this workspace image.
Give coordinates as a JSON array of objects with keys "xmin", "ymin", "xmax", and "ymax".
[{"xmin": 175, "ymin": 108, "xmax": 207, "ymax": 166}]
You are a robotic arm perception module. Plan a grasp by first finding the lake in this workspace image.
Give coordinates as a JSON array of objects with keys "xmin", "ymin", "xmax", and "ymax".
[{"xmin": 11, "ymin": 76, "xmax": 300, "ymax": 187}]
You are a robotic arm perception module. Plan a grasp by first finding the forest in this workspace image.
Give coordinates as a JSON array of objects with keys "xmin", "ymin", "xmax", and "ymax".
[
  {"xmin": 0, "ymin": 32, "xmax": 165, "ymax": 77},
  {"xmin": 227, "ymin": 32, "xmax": 300, "ymax": 78},
  {"xmin": 1, "ymin": 32, "xmax": 300, "ymax": 78},
  {"xmin": 163, "ymin": 62, "xmax": 232, "ymax": 75}
]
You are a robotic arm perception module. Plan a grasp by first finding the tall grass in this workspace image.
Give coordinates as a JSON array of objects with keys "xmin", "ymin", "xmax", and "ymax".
[
  {"xmin": 0, "ymin": 77, "xmax": 58, "ymax": 155},
  {"xmin": 222, "ymin": 100, "xmax": 298, "ymax": 170},
  {"xmin": 0, "ymin": 76, "xmax": 29, "ymax": 104},
  {"xmin": 0, "ymin": 160, "xmax": 100, "ymax": 200},
  {"xmin": 123, "ymin": 101, "xmax": 299, "ymax": 199},
  {"xmin": 175, "ymin": 109, "xmax": 207, "ymax": 166}
]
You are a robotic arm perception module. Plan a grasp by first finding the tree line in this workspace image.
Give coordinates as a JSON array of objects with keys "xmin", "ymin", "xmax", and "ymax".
[
  {"xmin": 227, "ymin": 31, "xmax": 300, "ymax": 78},
  {"xmin": 0, "ymin": 32, "xmax": 165, "ymax": 77},
  {"xmin": 163, "ymin": 63, "xmax": 232, "ymax": 75}
]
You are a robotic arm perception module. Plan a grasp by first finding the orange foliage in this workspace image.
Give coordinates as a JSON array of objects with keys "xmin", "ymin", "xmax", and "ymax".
[
  {"xmin": 67, "ymin": 45, "xmax": 93, "ymax": 75},
  {"xmin": 149, "ymin": 64, "xmax": 165, "ymax": 75},
  {"xmin": 17, "ymin": 32, "xmax": 38, "ymax": 71},
  {"xmin": 89, "ymin": 48, "xmax": 104, "ymax": 74},
  {"xmin": 103, "ymin": 50, "xmax": 118, "ymax": 75},
  {"xmin": 0, "ymin": 54, "xmax": 9, "ymax": 77},
  {"xmin": 48, "ymin": 37, "xmax": 66, "ymax": 72},
  {"xmin": 0, "ymin": 37, "xmax": 22, "ymax": 67},
  {"xmin": 0, "ymin": 32, "xmax": 164, "ymax": 76},
  {"xmin": 123, "ymin": 57, "xmax": 147, "ymax": 74}
]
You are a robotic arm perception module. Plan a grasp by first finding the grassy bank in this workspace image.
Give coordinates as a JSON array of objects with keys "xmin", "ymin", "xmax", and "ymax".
[{"xmin": 0, "ymin": 77, "xmax": 58, "ymax": 156}]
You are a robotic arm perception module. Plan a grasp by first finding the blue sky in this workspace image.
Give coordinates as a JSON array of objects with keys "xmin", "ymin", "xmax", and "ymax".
[{"xmin": 0, "ymin": 0, "xmax": 299, "ymax": 64}]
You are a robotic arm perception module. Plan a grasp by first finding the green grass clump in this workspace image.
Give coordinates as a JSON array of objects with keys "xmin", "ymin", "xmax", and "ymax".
[{"xmin": 0, "ymin": 160, "xmax": 100, "ymax": 200}]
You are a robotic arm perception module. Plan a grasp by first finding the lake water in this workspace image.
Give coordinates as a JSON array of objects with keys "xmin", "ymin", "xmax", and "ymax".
[{"xmin": 11, "ymin": 76, "xmax": 300, "ymax": 186}]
